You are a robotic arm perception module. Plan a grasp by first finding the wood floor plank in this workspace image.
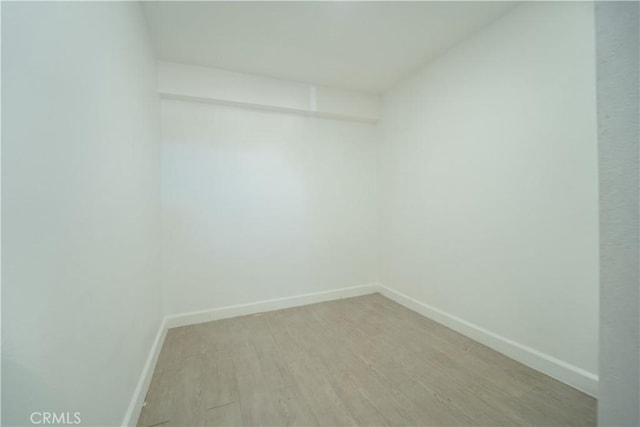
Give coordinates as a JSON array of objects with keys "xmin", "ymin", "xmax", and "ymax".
[
  {"xmin": 138, "ymin": 294, "xmax": 596, "ymax": 427},
  {"xmin": 236, "ymin": 384, "xmax": 281, "ymax": 426},
  {"xmin": 166, "ymin": 353, "xmax": 207, "ymax": 427},
  {"xmin": 273, "ymin": 385, "xmax": 321, "ymax": 427},
  {"xmin": 202, "ymin": 349, "xmax": 237, "ymax": 410},
  {"xmin": 266, "ymin": 313, "xmax": 359, "ymax": 426},
  {"xmin": 322, "ymin": 298, "xmax": 565, "ymax": 426},
  {"xmin": 312, "ymin": 298, "xmax": 492, "ymax": 426},
  {"xmin": 322, "ymin": 368, "xmax": 391, "ymax": 427},
  {"xmin": 137, "ymin": 365, "xmax": 175, "ymax": 427},
  {"xmin": 206, "ymin": 402, "xmax": 243, "ymax": 427}
]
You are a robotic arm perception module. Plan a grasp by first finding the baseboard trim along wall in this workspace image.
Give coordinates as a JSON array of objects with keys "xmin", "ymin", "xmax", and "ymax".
[
  {"xmin": 164, "ymin": 283, "xmax": 379, "ymax": 328},
  {"xmin": 376, "ymin": 283, "xmax": 599, "ymax": 398},
  {"xmin": 124, "ymin": 281, "xmax": 598, "ymax": 425},
  {"xmin": 121, "ymin": 319, "xmax": 168, "ymax": 427}
]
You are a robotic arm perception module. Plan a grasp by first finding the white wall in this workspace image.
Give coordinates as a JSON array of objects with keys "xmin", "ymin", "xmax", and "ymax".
[
  {"xmin": 595, "ymin": 2, "xmax": 640, "ymax": 425},
  {"xmin": 2, "ymin": 3, "xmax": 162, "ymax": 425},
  {"xmin": 161, "ymin": 99, "xmax": 378, "ymax": 316},
  {"xmin": 378, "ymin": 2, "xmax": 599, "ymax": 394},
  {"xmin": 158, "ymin": 61, "xmax": 382, "ymax": 122}
]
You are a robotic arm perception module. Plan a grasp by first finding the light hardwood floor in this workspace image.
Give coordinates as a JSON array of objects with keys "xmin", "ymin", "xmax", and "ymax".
[{"xmin": 137, "ymin": 294, "xmax": 596, "ymax": 427}]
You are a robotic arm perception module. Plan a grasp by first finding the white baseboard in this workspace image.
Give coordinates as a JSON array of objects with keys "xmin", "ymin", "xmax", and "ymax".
[
  {"xmin": 121, "ymin": 318, "xmax": 168, "ymax": 427},
  {"xmin": 164, "ymin": 283, "xmax": 379, "ymax": 329},
  {"xmin": 123, "ymin": 280, "xmax": 597, "ymax": 427},
  {"xmin": 376, "ymin": 283, "xmax": 598, "ymax": 397}
]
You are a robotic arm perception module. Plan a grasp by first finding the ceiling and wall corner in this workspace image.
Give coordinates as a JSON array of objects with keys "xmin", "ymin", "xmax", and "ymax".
[{"xmin": 142, "ymin": 1, "xmax": 518, "ymax": 93}]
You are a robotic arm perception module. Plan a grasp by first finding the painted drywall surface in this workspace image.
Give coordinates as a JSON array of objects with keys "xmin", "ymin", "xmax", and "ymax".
[
  {"xmin": 595, "ymin": 2, "xmax": 640, "ymax": 425},
  {"xmin": 158, "ymin": 61, "xmax": 382, "ymax": 122},
  {"xmin": 2, "ymin": 2, "xmax": 162, "ymax": 425},
  {"xmin": 159, "ymin": 61, "xmax": 312, "ymax": 111},
  {"xmin": 161, "ymin": 99, "xmax": 378, "ymax": 315},
  {"xmin": 379, "ymin": 2, "xmax": 599, "ymax": 378}
]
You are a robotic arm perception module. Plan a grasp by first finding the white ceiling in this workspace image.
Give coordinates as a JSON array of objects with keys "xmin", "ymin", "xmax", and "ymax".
[{"xmin": 142, "ymin": 1, "xmax": 517, "ymax": 94}]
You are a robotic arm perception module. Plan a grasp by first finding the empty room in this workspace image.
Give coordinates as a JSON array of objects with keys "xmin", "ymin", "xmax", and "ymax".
[{"xmin": 2, "ymin": 1, "xmax": 639, "ymax": 426}]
